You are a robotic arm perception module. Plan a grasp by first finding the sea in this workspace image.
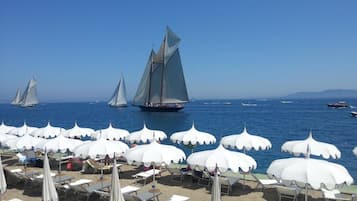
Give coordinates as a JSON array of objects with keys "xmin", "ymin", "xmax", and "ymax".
[{"xmin": 1, "ymin": 99, "xmax": 357, "ymax": 180}]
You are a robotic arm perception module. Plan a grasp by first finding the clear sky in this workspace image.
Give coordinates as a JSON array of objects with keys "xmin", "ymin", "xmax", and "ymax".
[{"xmin": 1, "ymin": 1, "xmax": 356, "ymax": 102}]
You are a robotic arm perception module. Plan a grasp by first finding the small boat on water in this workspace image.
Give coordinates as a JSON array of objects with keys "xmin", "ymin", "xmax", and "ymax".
[
  {"xmin": 241, "ymin": 103, "xmax": 257, "ymax": 107},
  {"xmin": 327, "ymin": 101, "xmax": 349, "ymax": 108},
  {"xmin": 108, "ymin": 74, "xmax": 127, "ymax": 107},
  {"xmin": 351, "ymin": 111, "xmax": 357, "ymax": 117},
  {"xmin": 281, "ymin": 100, "xmax": 293, "ymax": 104}
]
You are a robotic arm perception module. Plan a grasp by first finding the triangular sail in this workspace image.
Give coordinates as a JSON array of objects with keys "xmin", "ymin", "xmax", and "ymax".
[
  {"xmin": 19, "ymin": 78, "xmax": 39, "ymax": 107},
  {"xmin": 108, "ymin": 74, "xmax": 127, "ymax": 107},
  {"xmin": 11, "ymin": 89, "xmax": 22, "ymax": 105}
]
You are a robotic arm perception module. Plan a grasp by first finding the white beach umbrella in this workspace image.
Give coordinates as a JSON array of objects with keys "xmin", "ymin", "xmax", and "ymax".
[
  {"xmin": 211, "ymin": 167, "xmax": 221, "ymax": 201},
  {"xmin": 35, "ymin": 134, "xmax": 84, "ymax": 152},
  {"xmin": 73, "ymin": 138, "xmax": 129, "ymax": 158},
  {"xmin": 127, "ymin": 123, "xmax": 167, "ymax": 144},
  {"xmin": 353, "ymin": 146, "xmax": 357, "ymax": 157},
  {"xmin": 92, "ymin": 123, "xmax": 129, "ymax": 141},
  {"xmin": 109, "ymin": 159, "xmax": 125, "ymax": 201},
  {"xmin": 267, "ymin": 157, "xmax": 354, "ymax": 201},
  {"xmin": 0, "ymin": 134, "xmax": 17, "ymax": 144},
  {"xmin": 4, "ymin": 134, "xmax": 46, "ymax": 150},
  {"xmin": 187, "ymin": 144, "xmax": 257, "ymax": 173},
  {"xmin": 221, "ymin": 126, "xmax": 272, "ymax": 151},
  {"xmin": 63, "ymin": 122, "xmax": 95, "ymax": 139},
  {"xmin": 42, "ymin": 152, "xmax": 58, "ymax": 201},
  {"xmin": 7, "ymin": 122, "xmax": 38, "ymax": 137},
  {"xmin": 0, "ymin": 121, "xmax": 15, "ymax": 134},
  {"xmin": 31, "ymin": 122, "xmax": 63, "ymax": 138},
  {"xmin": 0, "ymin": 156, "xmax": 6, "ymax": 201},
  {"xmin": 170, "ymin": 122, "xmax": 216, "ymax": 147},
  {"xmin": 281, "ymin": 131, "xmax": 341, "ymax": 159}
]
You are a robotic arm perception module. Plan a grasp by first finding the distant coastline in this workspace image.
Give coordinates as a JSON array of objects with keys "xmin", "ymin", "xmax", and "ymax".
[{"xmin": 285, "ymin": 89, "xmax": 357, "ymax": 99}]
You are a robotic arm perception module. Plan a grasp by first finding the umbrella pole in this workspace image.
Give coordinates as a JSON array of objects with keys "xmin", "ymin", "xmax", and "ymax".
[{"xmin": 305, "ymin": 184, "xmax": 308, "ymax": 201}]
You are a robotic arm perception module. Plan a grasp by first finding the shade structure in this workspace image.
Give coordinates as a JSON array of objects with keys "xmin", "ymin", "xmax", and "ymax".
[
  {"xmin": 42, "ymin": 152, "xmax": 58, "ymax": 201},
  {"xmin": 127, "ymin": 123, "xmax": 167, "ymax": 144},
  {"xmin": 4, "ymin": 134, "xmax": 46, "ymax": 150},
  {"xmin": 91, "ymin": 123, "xmax": 129, "ymax": 141},
  {"xmin": 62, "ymin": 122, "xmax": 94, "ymax": 139},
  {"xmin": 281, "ymin": 131, "xmax": 341, "ymax": 159},
  {"xmin": 35, "ymin": 134, "xmax": 84, "ymax": 152},
  {"xmin": 7, "ymin": 122, "xmax": 38, "ymax": 137},
  {"xmin": 0, "ymin": 156, "xmax": 7, "ymax": 200},
  {"xmin": 211, "ymin": 168, "xmax": 221, "ymax": 201},
  {"xmin": 0, "ymin": 121, "xmax": 15, "ymax": 134},
  {"xmin": 221, "ymin": 126, "xmax": 272, "ymax": 151},
  {"xmin": 353, "ymin": 146, "xmax": 357, "ymax": 157},
  {"xmin": 187, "ymin": 144, "xmax": 257, "ymax": 173},
  {"xmin": 31, "ymin": 122, "xmax": 63, "ymax": 139},
  {"xmin": 170, "ymin": 123, "xmax": 216, "ymax": 146},
  {"xmin": 0, "ymin": 134, "xmax": 17, "ymax": 144},
  {"xmin": 109, "ymin": 159, "xmax": 125, "ymax": 201},
  {"xmin": 73, "ymin": 138, "xmax": 129, "ymax": 158}
]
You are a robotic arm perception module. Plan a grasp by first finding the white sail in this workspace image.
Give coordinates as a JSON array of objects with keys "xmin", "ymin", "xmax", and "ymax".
[
  {"xmin": 19, "ymin": 78, "xmax": 39, "ymax": 107},
  {"xmin": 133, "ymin": 27, "xmax": 189, "ymax": 107},
  {"xmin": 108, "ymin": 74, "xmax": 127, "ymax": 107},
  {"xmin": 11, "ymin": 89, "xmax": 22, "ymax": 105}
]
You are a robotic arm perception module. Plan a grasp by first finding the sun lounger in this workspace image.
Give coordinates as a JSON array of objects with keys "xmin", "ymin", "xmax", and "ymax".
[
  {"xmin": 121, "ymin": 185, "xmax": 140, "ymax": 195},
  {"xmin": 52, "ymin": 175, "xmax": 74, "ymax": 184},
  {"xmin": 133, "ymin": 169, "xmax": 161, "ymax": 185},
  {"xmin": 10, "ymin": 168, "xmax": 23, "ymax": 173},
  {"xmin": 63, "ymin": 179, "xmax": 92, "ymax": 189},
  {"xmin": 321, "ymin": 188, "xmax": 352, "ymax": 201},
  {"xmin": 167, "ymin": 167, "xmax": 185, "ymax": 183},
  {"xmin": 276, "ymin": 185, "xmax": 300, "ymax": 201},
  {"xmin": 82, "ymin": 159, "xmax": 121, "ymax": 174},
  {"xmin": 8, "ymin": 199, "xmax": 24, "ymax": 201},
  {"xmin": 134, "ymin": 191, "xmax": 162, "ymax": 201},
  {"xmin": 34, "ymin": 172, "xmax": 56, "ymax": 179},
  {"xmin": 85, "ymin": 182, "xmax": 111, "ymax": 193},
  {"xmin": 252, "ymin": 174, "xmax": 279, "ymax": 189},
  {"xmin": 219, "ymin": 176, "xmax": 240, "ymax": 195},
  {"xmin": 166, "ymin": 194, "xmax": 190, "ymax": 201}
]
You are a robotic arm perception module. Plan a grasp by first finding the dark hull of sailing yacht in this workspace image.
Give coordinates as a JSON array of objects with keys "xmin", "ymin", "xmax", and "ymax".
[{"xmin": 139, "ymin": 104, "xmax": 184, "ymax": 112}]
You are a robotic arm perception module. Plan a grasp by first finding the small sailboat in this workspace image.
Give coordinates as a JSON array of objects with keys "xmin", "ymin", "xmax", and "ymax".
[
  {"xmin": 108, "ymin": 74, "xmax": 127, "ymax": 107},
  {"xmin": 133, "ymin": 27, "xmax": 189, "ymax": 112},
  {"xmin": 19, "ymin": 78, "xmax": 39, "ymax": 107},
  {"xmin": 11, "ymin": 89, "xmax": 22, "ymax": 105}
]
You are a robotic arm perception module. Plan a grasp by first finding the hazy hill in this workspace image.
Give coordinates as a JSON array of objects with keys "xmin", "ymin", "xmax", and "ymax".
[{"xmin": 286, "ymin": 89, "xmax": 357, "ymax": 99}]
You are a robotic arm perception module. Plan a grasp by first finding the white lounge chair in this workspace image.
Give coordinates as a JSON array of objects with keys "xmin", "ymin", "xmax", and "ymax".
[
  {"xmin": 63, "ymin": 179, "xmax": 92, "ymax": 189},
  {"xmin": 8, "ymin": 199, "xmax": 24, "ymax": 201},
  {"xmin": 166, "ymin": 194, "xmax": 190, "ymax": 201},
  {"xmin": 252, "ymin": 174, "xmax": 279, "ymax": 189},
  {"xmin": 321, "ymin": 188, "xmax": 352, "ymax": 201},
  {"xmin": 134, "ymin": 191, "xmax": 162, "ymax": 201},
  {"xmin": 132, "ymin": 169, "xmax": 161, "ymax": 185},
  {"xmin": 276, "ymin": 185, "xmax": 300, "ymax": 201},
  {"xmin": 121, "ymin": 185, "xmax": 140, "ymax": 195}
]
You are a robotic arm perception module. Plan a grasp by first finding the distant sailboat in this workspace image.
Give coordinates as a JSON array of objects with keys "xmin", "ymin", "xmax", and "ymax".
[
  {"xmin": 133, "ymin": 27, "xmax": 189, "ymax": 112},
  {"xmin": 11, "ymin": 89, "xmax": 22, "ymax": 105},
  {"xmin": 19, "ymin": 78, "xmax": 39, "ymax": 107},
  {"xmin": 108, "ymin": 74, "xmax": 127, "ymax": 107}
]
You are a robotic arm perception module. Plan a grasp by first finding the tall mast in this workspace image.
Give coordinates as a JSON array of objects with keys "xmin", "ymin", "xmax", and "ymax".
[
  {"xmin": 147, "ymin": 52, "xmax": 153, "ymax": 106},
  {"xmin": 159, "ymin": 37, "xmax": 166, "ymax": 104}
]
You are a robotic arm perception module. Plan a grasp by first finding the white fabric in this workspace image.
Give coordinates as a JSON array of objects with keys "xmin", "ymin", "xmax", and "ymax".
[
  {"xmin": 281, "ymin": 131, "xmax": 341, "ymax": 159},
  {"xmin": 221, "ymin": 127, "xmax": 272, "ymax": 151},
  {"xmin": 35, "ymin": 134, "xmax": 83, "ymax": 152},
  {"xmin": 62, "ymin": 122, "xmax": 94, "ymax": 138},
  {"xmin": 92, "ymin": 123, "xmax": 129, "ymax": 141},
  {"xmin": 125, "ymin": 141, "xmax": 185, "ymax": 167},
  {"xmin": 211, "ymin": 171, "xmax": 221, "ymax": 201},
  {"xmin": 4, "ymin": 134, "xmax": 46, "ymax": 150},
  {"xmin": 7, "ymin": 122, "xmax": 38, "ymax": 136},
  {"xmin": 267, "ymin": 157, "xmax": 354, "ymax": 190},
  {"xmin": 167, "ymin": 194, "xmax": 190, "ymax": 201},
  {"xmin": 31, "ymin": 122, "xmax": 63, "ymax": 138},
  {"xmin": 127, "ymin": 123, "xmax": 167, "ymax": 144},
  {"xmin": 353, "ymin": 146, "xmax": 357, "ymax": 157},
  {"xmin": 0, "ymin": 121, "xmax": 15, "ymax": 134},
  {"xmin": 187, "ymin": 144, "xmax": 257, "ymax": 173},
  {"xmin": 42, "ymin": 153, "xmax": 58, "ymax": 201},
  {"xmin": 73, "ymin": 138, "xmax": 129, "ymax": 158},
  {"xmin": 0, "ymin": 156, "xmax": 7, "ymax": 195},
  {"xmin": 0, "ymin": 134, "xmax": 17, "ymax": 143},
  {"xmin": 170, "ymin": 123, "xmax": 216, "ymax": 146},
  {"xmin": 110, "ymin": 159, "xmax": 125, "ymax": 201}
]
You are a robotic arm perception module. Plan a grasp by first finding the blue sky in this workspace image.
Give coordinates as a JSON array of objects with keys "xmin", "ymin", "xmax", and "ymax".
[{"xmin": 1, "ymin": 1, "xmax": 356, "ymax": 102}]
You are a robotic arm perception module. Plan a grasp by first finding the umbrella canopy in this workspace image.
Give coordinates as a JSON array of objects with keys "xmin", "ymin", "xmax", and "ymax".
[
  {"xmin": 4, "ymin": 134, "xmax": 46, "ymax": 150},
  {"xmin": 109, "ymin": 159, "xmax": 125, "ymax": 201},
  {"xmin": 124, "ymin": 141, "xmax": 186, "ymax": 167},
  {"xmin": 62, "ymin": 122, "xmax": 94, "ymax": 139},
  {"xmin": 0, "ymin": 134, "xmax": 17, "ymax": 144},
  {"xmin": 267, "ymin": 157, "xmax": 354, "ymax": 190},
  {"xmin": 92, "ymin": 123, "xmax": 129, "ymax": 141},
  {"xmin": 187, "ymin": 144, "xmax": 257, "ymax": 173},
  {"xmin": 211, "ymin": 168, "xmax": 221, "ymax": 201},
  {"xmin": 281, "ymin": 131, "xmax": 341, "ymax": 159},
  {"xmin": 35, "ymin": 134, "xmax": 84, "ymax": 152},
  {"xmin": 7, "ymin": 122, "xmax": 38, "ymax": 137},
  {"xmin": 73, "ymin": 138, "xmax": 129, "ymax": 158},
  {"xmin": 31, "ymin": 122, "xmax": 64, "ymax": 138},
  {"xmin": 170, "ymin": 123, "xmax": 216, "ymax": 146},
  {"xmin": 353, "ymin": 146, "xmax": 357, "ymax": 157},
  {"xmin": 42, "ymin": 152, "xmax": 58, "ymax": 201},
  {"xmin": 0, "ymin": 121, "xmax": 15, "ymax": 134},
  {"xmin": 127, "ymin": 123, "xmax": 167, "ymax": 144},
  {"xmin": 221, "ymin": 126, "xmax": 272, "ymax": 151},
  {"xmin": 0, "ymin": 156, "xmax": 6, "ymax": 198}
]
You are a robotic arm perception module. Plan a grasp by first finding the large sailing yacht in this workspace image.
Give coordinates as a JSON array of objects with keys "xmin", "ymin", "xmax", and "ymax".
[
  {"xmin": 108, "ymin": 74, "xmax": 127, "ymax": 107},
  {"xmin": 12, "ymin": 78, "xmax": 39, "ymax": 107},
  {"xmin": 133, "ymin": 27, "xmax": 189, "ymax": 112},
  {"xmin": 11, "ymin": 89, "xmax": 22, "ymax": 105}
]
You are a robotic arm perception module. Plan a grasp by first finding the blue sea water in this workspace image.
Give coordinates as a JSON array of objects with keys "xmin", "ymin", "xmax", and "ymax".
[{"xmin": 1, "ymin": 99, "xmax": 357, "ymax": 180}]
